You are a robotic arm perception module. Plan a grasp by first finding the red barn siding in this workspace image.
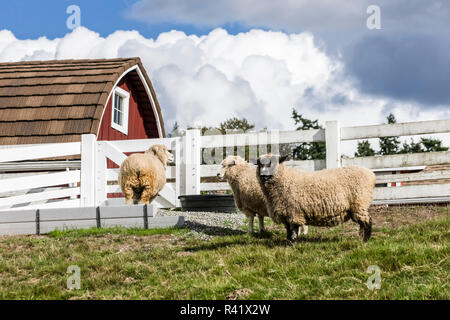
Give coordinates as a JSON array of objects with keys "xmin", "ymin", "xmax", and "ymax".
[
  {"xmin": 99, "ymin": 77, "xmax": 150, "ymax": 141},
  {"xmin": 97, "ymin": 72, "xmax": 162, "ymax": 199}
]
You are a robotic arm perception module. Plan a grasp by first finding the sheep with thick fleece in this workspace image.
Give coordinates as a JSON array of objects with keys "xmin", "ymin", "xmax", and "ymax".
[
  {"xmin": 119, "ymin": 144, "xmax": 173, "ymax": 205},
  {"xmin": 255, "ymin": 154, "xmax": 375, "ymax": 242},
  {"xmin": 218, "ymin": 155, "xmax": 308, "ymax": 235}
]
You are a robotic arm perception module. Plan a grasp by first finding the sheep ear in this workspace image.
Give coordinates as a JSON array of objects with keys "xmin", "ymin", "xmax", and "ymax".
[
  {"xmin": 279, "ymin": 155, "xmax": 289, "ymax": 163},
  {"xmin": 146, "ymin": 146, "xmax": 158, "ymax": 155}
]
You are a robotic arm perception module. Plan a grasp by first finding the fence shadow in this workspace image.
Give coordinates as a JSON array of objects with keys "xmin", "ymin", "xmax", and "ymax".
[
  {"xmin": 184, "ymin": 221, "xmax": 247, "ymax": 236},
  {"xmin": 182, "ymin": 226, "xmax": 343, "ymax": 252}
]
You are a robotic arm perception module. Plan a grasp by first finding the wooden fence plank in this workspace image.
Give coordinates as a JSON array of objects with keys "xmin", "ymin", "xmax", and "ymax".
[
  {"xmin": 200, "ymin": 129, "xmax": 325, "ymax": 148},
  {"xmin": 0, "ymin": 142, "xmax": 80, "ymax": 163},
  {"xmin": 341, "ymin": 119, "xmax": 450, "ymax": 140},
  {"xmin": 106, "ymin": 137, "xmax": 180, "ymax": 152},
  {"xmin": 376, "ymin": 170, "xmax": 450, "ymax": 184},
  {"xmin": 102, "ymin": 141, "xmax": 127, "ymax": 166},
  {"xmin": 104, "ymin": 196, "xmax": 172, "ymax": 209},
  {"xmin": 0, "ymin": 170, "xmax": 80, "ymax": 194},
  {"xmin": 200, "ymin": 160, "xmax": 325, "ymax": 178},
  {"xmin": 374, "ymin": 183, "xmax": 450, "ymax": 200},
  {"xmin": 1, "ymin": 199, "xmax": 81, "ymax": 211},
  {"xmin": 0, "ymin": 222, "xmax": 35, "ymax": 235},
  {"xmin": 200, "ymin": 182, "xmax": 231, "ymax": 191},
  {"xmin": 39, "ymin": 207, "xmax": 96, "ymax": 221},
  {"xmin": 342, "ymin": 151, "xmax": 450, "ymax": 169},
  {"xmin": 99, "ymin": 204, "xmax": 146, "ymax": 219},
  {"xmin": 106, "ymin": 166, "xmax": 177, "ymax": 181},
  {"xmin": 0, "ymin": 187, "xmax": 80, "ymax": 208},
  {"xmin": 0, "ymin": 209, "xmax": 36, "ymax": 223},
  {"xmin": 106, "ymin": 183, "xmax": 175, "ymax": 195}
]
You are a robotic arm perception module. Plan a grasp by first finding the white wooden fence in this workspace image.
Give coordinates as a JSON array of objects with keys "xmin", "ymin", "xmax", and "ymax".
[
  {"xmin": 0, "ymin": 142, "xmax": 82, "ymax": 210},
  {"xmin": 0, "ymin": 118, "xmax": 449, "ymax": 212},
  {"xmin": 196, "ymin": 119, "xmax": 450, "ymax": 204}
]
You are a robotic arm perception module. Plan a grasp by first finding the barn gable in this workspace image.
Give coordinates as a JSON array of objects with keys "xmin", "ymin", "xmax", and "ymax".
[{"xmin": 0, "ymin": 57, "xmax": 165, "ymax": 145}]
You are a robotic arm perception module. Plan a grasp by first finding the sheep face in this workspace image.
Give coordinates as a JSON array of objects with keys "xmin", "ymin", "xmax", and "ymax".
[
  {"xmin": 217, "ymin": 155, "xmax": 246, "ymax": 180},
  {"xmin": 256, "ymin": 154, "xmax": 288, "ymax": 181},
  {"xmin": 145, "ymin": 144, "xmax": 174, "ymax": 166}
]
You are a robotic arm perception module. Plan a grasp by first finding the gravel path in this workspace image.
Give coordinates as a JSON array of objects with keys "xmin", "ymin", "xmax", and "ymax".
[{"xmin": 159, "ymin": 209, "xmax": 248, "ymax": 239}]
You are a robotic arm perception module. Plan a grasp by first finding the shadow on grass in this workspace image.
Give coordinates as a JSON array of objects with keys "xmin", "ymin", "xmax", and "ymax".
[
  {"xmin": 184, "ymin": 221, "xmax": 247, "ymax": 236},
  {"xmin": 183, "ymin": 230, "xmax": 343, "ymax": 252}
]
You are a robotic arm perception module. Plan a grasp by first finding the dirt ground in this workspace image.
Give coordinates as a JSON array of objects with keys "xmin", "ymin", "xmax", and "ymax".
[
  {"xmin": 368, "ymin": 204, "xmax": 449, "ymax": 228},
  {"xmin": 258, "ymin": 203, "xmax": 450, "ymax": 239}
]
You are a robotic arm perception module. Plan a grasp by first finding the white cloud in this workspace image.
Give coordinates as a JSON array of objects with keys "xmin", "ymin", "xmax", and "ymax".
[{"xmin": 0, "ymin": 26, "xmax": 448, "ymax": 155}]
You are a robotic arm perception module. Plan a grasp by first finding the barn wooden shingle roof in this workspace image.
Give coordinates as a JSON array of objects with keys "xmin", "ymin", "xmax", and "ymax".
[{"xmin": 0, "ymin": 57, "xmax": 165, "ymax": 145}]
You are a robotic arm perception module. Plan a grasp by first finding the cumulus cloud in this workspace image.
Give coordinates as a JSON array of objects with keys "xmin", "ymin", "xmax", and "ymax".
[
  {"xmin": 0, "ymin": 26, "xmax": 448, "ymax": 155},
  {"xmin": 125, "ymin": 0, "xmax": 450, "ymax": 110}
]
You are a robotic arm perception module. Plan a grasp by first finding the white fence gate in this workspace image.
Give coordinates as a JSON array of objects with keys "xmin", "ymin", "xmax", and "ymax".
[{"xmin": 0, "ymin": 118, "xmax": 449, "ymax": 212}]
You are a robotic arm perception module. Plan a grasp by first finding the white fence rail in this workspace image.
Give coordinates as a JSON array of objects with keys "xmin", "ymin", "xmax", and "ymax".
[
  {"xmin": 0, "ymin": 142, "xmax": 81, "ymax": 211},
  {"xmin": 0, "ymin": 118, "xmax": 449, "ymax": 212}
]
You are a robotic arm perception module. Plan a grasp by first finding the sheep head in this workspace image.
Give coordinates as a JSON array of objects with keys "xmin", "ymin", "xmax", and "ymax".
[
  {"xmin": 217, "ymin": 155, "xmax": 247, "ymax": 180},
  {"xmin": 145, "ymin": 144, "xmax": 174, "ymax": 167},
  {"xmin": 256, "ymin": 153, "xmax": 288, "ymax": 181}
]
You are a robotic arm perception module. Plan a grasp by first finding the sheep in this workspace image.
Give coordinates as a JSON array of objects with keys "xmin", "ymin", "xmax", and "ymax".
[
  {"xmin": 119, "ymin": 144, "xmax": 174, "ymax": 205},
  {"xmin": 255, "ymin": 154, "xmax": 375, "ymax": 242},
  {"xmin": 217, "ymin": 155, "xmax": 308, "ymax": 235}
]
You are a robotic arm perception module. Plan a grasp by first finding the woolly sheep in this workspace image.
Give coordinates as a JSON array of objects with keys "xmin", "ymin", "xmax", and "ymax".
[
  {"xmin": 218, "ymin": 155, "xmax": 308, "ymax": 235},
  {"xmin": 119, "ymin": 144, "xmax": 173, "ymax": 205},
  {"xmin": 255, "ymin": 154, "xmax": 375, "ymax": 242}
]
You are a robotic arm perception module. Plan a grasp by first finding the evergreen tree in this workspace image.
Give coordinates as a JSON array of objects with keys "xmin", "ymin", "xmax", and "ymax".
[
  {"xmin": 167, "ymin": 121, "xmax": 181, "ymax": 137},
  {"xmin": 399, "ymin": 138, "xmax": 424, "ymax": 154},
  {"xmin": 420, "ymin": 138, "xmax": 449, "ymax": 152},
  {"xmin": 291, "ymin": 109, "xmax": 326, "ymax": 160},
  {"xmin": 219, "ymin": 117, "xmax": 255, "ymax": 134},
  {"xmin": 355, "ymin": 140, "xmax": 376, "ymax": 157},
  {"xmin": 378, "ymin": 113, "xmax": 401, "ymax": 155}
]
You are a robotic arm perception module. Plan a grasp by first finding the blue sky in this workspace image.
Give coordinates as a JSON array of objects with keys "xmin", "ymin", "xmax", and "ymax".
[{"xmin": 0, "ymin": 0, "xmax": 248, "ymax": 40}]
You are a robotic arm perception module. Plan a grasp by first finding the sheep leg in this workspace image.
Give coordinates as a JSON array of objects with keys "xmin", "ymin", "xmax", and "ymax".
[
  {"xmin": 284, "ymin": 223, "xmax": 294, "ymax": 241},
  {"xmin": 292, "ymin": 225, "xmax": 299, "ymax": 239},
  {"xmin": 248, "ymin": 215, "xmax": 254, "ymax": 233},
  {"xmin": 123, "ymin": 187, "xmax": 134, "ymax": 205},
  {"xmin": 299, "ymin": 225, "xmax": 308, "ymax": 235},
  {"xmin": 140, "ymin": 187, "xmax": 155, "ymax": 204},
  {"xmin": 258, "ymin": 215, "xmax": 265, "ymax": 232},
  {"xmin": 355, "ymin": 213, "xmax": 372, "ymax": 242}
]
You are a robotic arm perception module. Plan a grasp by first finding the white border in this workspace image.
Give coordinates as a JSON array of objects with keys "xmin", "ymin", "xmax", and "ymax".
[
  {"xmin": 111, "ymin": 87, "xmax": 130, "ymax": 135},
  {"xmin": 97, "ymin": 65, "xmax": 164, "ymax": 138}
]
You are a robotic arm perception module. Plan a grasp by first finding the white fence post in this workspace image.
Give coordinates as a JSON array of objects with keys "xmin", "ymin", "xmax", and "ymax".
[
  {"xmin": 183, "ymin": 129, "xmax": 201, "ymax": 195},
  {"xmin": 80, "ymin": 134, "xmax": 96, "ymax": 207},
  {"xmin": 325, "ymin": 121, "xmax": 341, "ymax": 168},
  {"xmin": 95, "ymin": 141, "xmax": 107, "ymax": 206},
  {"xmin": 174, "ymin": 138, "xmax": 182, "ymax": 207}
]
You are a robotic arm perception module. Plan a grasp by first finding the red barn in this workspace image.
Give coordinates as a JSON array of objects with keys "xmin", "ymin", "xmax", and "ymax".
[{"xmin": 0, "ymin": 57, "xmax": 166, "ymax": 149}]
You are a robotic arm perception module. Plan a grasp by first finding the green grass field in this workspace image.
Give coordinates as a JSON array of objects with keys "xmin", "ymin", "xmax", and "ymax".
[{"xmin": 0, "ymin": 205, "xmax": 448, "ymax": 299}]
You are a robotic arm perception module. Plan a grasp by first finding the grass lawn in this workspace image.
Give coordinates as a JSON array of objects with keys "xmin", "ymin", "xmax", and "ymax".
[{"xmin": 0, "ymin": 205, "xmax": 448, "ymax": 300}]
